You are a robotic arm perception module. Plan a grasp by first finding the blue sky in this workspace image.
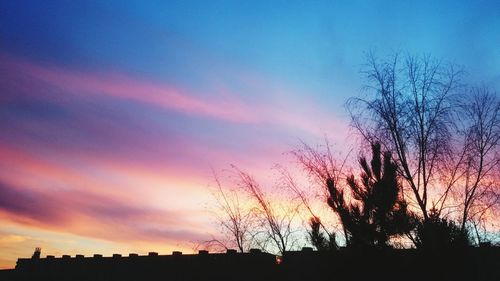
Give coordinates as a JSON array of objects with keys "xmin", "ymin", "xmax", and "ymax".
[{"xmin": 3, "ymin": 1, "xmax": 499, "ymax": 92}]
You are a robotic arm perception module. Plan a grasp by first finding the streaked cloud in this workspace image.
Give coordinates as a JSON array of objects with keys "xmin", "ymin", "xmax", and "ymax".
[{"xmin": 1, "ymin": 53, "xmax": 258, "ymax": 123}]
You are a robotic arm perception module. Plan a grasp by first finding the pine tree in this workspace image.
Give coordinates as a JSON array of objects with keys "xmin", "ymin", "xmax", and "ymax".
[{"xmin": 326, "ymin": 143, "xmax": 414, "ymax": 247}]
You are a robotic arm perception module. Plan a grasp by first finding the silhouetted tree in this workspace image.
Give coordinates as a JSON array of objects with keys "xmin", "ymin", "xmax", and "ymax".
[
  {"xmin": 308, "ymin": 216, "xmax": 337, "ymax": 251},
  {"xmin": 233, "ymin": 166, "xmax": 300, "ymax": 255},
  {"xmin": 334, "ymin": 143, "xmax": 414, "ymax": 247},
  {"xmin": 456, "ymin": 89, "xmax": 499, "ymax": 235},
  {"xmin": 348, "ymin": 53, "xmax": 462, "ymax": 221},
  {"xmin": 205, "ymin": 173, "xmax": 256, "ymax": 253},
  {"xmin": 427, "ymin": 88, "xmax": 499, "ymax": 244}
]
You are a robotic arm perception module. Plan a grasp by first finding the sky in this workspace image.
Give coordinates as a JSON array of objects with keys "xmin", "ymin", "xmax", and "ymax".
[{"xmin": 1, "ymin": 0, "xmax": 499, "ymax": 269}]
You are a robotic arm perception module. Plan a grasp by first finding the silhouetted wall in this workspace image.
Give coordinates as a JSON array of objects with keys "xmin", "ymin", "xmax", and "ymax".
[
  {"xmin": 281, "ymin": 247, "xmax": 500, "ymax": 281},
  {"xmin": 0, "ymin": 269, "xmax": 15, "ymax": 280},
  {"xmin": 13, "ymin": 250, "xmax": 277, "ymax": 281},
  {"xmin": 6, "ymin": 247, "xmax": 500, "ymax": 281}
]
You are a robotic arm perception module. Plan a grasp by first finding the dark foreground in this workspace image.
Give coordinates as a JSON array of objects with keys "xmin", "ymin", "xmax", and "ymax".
[{"xmin": 1, "ymin": 247, "xmax": 499, "ymax": 281}]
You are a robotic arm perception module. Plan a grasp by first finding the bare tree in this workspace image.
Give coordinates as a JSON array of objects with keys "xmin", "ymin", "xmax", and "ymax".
[
  {"xmin": 419, "ymin": 88, "xmax": 499, "ymax": 245},
  {"xmin": 205, "ymin": 172, "xmax": 255, "ymax": 253},
  {"xmin": 233, "ymin": 166, "xmax": 300, "ymax": 255},
  {"xmin": 455, "ymin": 88, "xmax": 500, "ymax": 235},
  {"xmin": 348, "ymin": 53, "xmax": 463, "ymax": 220}
]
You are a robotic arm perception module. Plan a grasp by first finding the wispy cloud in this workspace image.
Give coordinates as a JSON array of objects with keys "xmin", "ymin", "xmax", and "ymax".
[
  {"xmin": 1, "ymin": 52, "xmax": 348, "ymax": 139},
  {"xmin": 1, "ymin": 53, "xmax": 257, "ymax": 123},
  {"xmin": 0, "ymin": 179, "xmax": 207, "ymax": 244}
]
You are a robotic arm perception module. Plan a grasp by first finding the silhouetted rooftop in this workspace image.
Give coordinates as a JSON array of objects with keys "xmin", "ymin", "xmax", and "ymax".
[{"xmin": 3, "ymin": 246, "xmax": 500, "ymax": 281}]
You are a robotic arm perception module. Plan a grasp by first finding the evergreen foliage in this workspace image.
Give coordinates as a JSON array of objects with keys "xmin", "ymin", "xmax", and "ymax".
[
  {"xmin": 308, "ymin": 217, "xmax": 337, "ymax": 251},
  {"xmin": 325, "ymin": 143, "xmax": 414, "ymax": 247}
]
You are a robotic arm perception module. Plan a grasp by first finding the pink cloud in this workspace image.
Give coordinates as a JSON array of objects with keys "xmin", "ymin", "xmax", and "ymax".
[
  {"xmin": 1, "ymin": 52, "xmax": 350, "ymax": 141},
  {"xmin": 0, "ymin": 174, "xmax": 208, "ymax": 246},
  {"xmin": 1, "ymin": 53, "xmax": 257, "ymax": 123},
  {"xmin": 0, "ymin": 141, "xmax": 293, "ymax": 249}
]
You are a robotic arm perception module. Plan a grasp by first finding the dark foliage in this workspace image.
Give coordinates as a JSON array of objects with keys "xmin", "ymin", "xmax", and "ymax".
[
  {"xmin": 326, "ymin": 143, "xmax": 415, "ymax": 247},
  {"xmin": 415, "ymin": 209, "xmax": 471, "ymax": 251},
  {"xmin": 308, "ymin": 217, "xmax": 337, "ymax": 251}
]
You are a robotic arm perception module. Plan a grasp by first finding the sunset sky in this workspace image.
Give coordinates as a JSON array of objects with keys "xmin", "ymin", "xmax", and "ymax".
[{"xmin": 1, "ymin": 0, "xmax": 499, "ymax": 268}]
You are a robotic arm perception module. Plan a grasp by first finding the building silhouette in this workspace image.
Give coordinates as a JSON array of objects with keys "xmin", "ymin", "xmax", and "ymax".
[{"xmin": 1, "ymin": 246, "xmax": 499, "ymax": 281}]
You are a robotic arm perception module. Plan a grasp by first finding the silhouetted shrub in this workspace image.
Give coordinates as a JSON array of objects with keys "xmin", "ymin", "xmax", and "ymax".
[{"xmin": 415, "ymin": 209, "xmax": 471, "ymax": 251}]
